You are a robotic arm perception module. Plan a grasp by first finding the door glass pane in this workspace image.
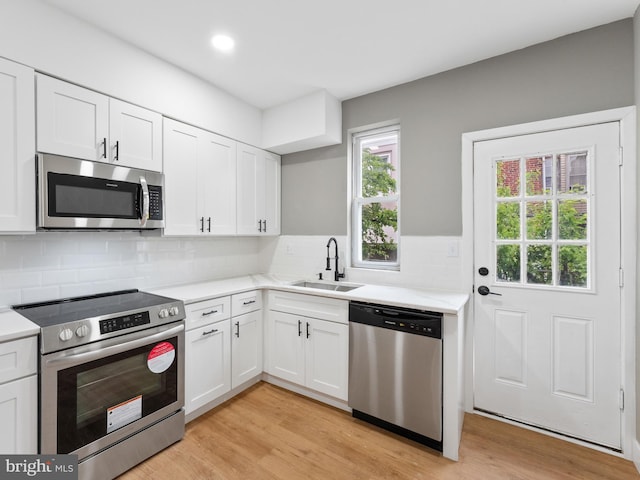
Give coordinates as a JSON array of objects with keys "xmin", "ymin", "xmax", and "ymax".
[
  {"xmin": 558, "ymin": 245, "xmax": 588, "ymax": 287},
  {"xmin": 360, "ymin": 200, "xmax": 398, "ymax": 262},
  {"xmin": 496, "ymin": 244, "xmax": 520, "ymax": 282},
  {"xmin": 496, "ymin": 159, "xmax": 520, "ymax": 197},
  {"xmin": 557, "ymin": 151, "xmax": 588, "ymax": 194},
  {"xmin": 527, "ymin": 245, "xmax": 552, "ymax": 285},
  {"xmin": 496, "ymin": 202, "xmax": 520, "ymax": 240},
  {"xmin": 525, "ymin": 155, "xmax": 552, "ymax": 196},
  {"xmin": 558, "ymin": 199, "xmax": 587, "ymax": 240},
  {"xmin": 526, "ymin": 201, "xmax": 552, "ymax": 240}
]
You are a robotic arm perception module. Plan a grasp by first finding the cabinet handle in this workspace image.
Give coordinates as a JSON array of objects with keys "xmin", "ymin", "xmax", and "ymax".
[
  {"xmin": 202, "ymin": 310, "xmax": 218, "ymax": 316},
  {"xmin": 263, "ymin": 219, "xmax": 267, "ymax": 232},
  {"xmin": 242, "ymin": 300, "xmax": 256, "ymax": 306},
  {"xmin": 102, "ymin": 138, "xmax": 107, "ymax": 159},
  {"xmin": 306, "ymin": 322, "xmax": 310, "ymax": 339},
  {"xmin": 258, "ymin": 219, "xmax": 263, "ymax": 232},
  {"xmin": 202, "ymin": 328, "xmax": 218, "ymax": 336},
  {"xmin": 298, "ymin": 320, "xmax": 302, "ymax": 337},
  {"xmin": 200, "ymin": 217, "xmax": 204, "ymax": 233},
  {"xmin": 235, "ymin": 321, "xmax": 240, "ymax": 338},
  {"xmin": 114, "ymin": 140, "xmax": 120, "ymax": 161},
  {"xmin": 207, "ymin": 217, "xmax": 211, "ymax": 233}
]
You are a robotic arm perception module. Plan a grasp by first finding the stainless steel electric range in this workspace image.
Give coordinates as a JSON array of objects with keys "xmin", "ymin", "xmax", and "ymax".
[{"xmin": 13, "ymin": 289, "xmax": 186, "ymax": 480}]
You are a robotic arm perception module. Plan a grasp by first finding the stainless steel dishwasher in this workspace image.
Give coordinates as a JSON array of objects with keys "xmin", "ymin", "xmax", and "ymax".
[{"xmin": 348, "ymin": 301, "xmax": 443, "ymax": 451}]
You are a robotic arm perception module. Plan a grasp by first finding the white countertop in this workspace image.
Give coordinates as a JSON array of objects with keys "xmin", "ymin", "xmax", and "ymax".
[
  {"xmin": 152, "ymin": 274, "xmax": 469, "ymax": 315},
  {"xmin": 1, "ymin": 275, "xmax": 468, "ymax": 343},
  {"xmin": 0, "ymin": 308, "xmax": 40, "ymax": 343}
]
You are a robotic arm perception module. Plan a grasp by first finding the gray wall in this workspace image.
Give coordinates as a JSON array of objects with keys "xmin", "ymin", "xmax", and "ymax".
[{"xmin": 281, "ymin": 19, "xmax": 634, "ymax": 236}]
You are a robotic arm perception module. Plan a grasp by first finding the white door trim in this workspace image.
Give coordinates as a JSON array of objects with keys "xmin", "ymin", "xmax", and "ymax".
[{"xmin": 461, "ymin": 106, "xmax": 636, "ymax": 459}]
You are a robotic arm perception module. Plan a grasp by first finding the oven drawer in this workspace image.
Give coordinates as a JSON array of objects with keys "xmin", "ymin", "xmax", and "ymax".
[
  {"xmin": 231, "ymin": 290, "xmax": 262, "ymax": 316},
  {"xmin": 0, "ymin": 336, "xmax": 37, "ymax": 384},
  {"xmin": 186, "ymin": 297, "xmax": 231, "ymax": 330}
]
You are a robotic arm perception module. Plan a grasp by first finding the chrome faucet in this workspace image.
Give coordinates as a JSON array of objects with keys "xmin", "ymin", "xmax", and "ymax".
[{"xmin": 326, "ymin": 237, "xmax": 345, "ymax": 282}]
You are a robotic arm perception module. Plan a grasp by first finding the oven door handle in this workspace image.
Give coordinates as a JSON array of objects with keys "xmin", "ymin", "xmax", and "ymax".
[{"xmin": 44, "ymin": 323, "xmax": 184, "ymax": 370}]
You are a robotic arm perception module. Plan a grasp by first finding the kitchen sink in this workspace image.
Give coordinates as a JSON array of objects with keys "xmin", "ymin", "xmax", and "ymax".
[{"xmin": 291, "ymin": 281, "xmax": 362, "ymax": 292}]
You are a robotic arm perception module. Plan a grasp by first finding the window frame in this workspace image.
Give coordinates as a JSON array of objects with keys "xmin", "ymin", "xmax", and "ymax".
[{"xmin": 350, "ymin": 124, "xmax": 401, "ymax": 271}]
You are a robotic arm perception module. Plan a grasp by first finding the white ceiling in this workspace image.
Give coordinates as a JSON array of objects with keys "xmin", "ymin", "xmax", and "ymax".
[{"xmin": 41, "ymin": 0, "xmax": 640, "ymax": 110}]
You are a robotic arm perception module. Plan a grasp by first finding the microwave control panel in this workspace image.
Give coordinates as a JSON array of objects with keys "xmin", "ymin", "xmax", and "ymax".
[{"xmin": 148, "ymin": 185, "xmax": 163, "ymax": 220}]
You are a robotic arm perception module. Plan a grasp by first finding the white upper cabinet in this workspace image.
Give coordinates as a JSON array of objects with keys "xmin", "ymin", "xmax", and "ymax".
[
  {"xmin": 236, "ymin": 143, "xmax": 280, "ymax": 235},
  {"xmin": 0, "ymin": 58, "xmax": 35, "ymax": 234},
  {"xmin": 200, "ymin": 132, "xmax": 237, "ymax": 235},
  {"xmin": 163, "ymin": 118, "xmax": 237, "ymax": 236},
  {"xmin": 108, "ymin": 98, "xmax": 162, "ymax": 171},
  {"xmin": 36, "ymin": 75, "xmax": 162, "ymax": 171}
]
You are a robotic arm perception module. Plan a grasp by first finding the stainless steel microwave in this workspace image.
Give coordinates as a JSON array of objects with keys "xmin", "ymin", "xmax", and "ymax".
[{"xmin": 37, "ymin": 153, "xmax": 165, "ymax": 230}]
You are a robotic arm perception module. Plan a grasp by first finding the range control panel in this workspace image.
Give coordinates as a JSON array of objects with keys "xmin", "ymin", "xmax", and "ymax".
[{"xmin": 100, "ymin": 312, "xmax": 151, "ymax": 334}]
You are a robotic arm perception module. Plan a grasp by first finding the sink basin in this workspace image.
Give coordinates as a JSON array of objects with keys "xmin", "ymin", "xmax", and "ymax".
[{"xmin": 291, "ymin": 281, "xmax": 362, "ymax": 292}]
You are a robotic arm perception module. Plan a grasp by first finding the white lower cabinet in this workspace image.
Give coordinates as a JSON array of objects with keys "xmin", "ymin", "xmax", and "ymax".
[
  {"xmin": 231, "ymin": 310, "xmax": 262, "ymax": 388},
  {"xmin": 231, "ymin": 291, "xmax": 263, "ymax": 389},
  {"xmin": 0, "ymin": 336, "xmax": 38, "ymax": 453},
  {"xmin": 185, "ymin": 313, "xmax": 231, "ymax": 415},
  {"xmin": 184, "ymin": 292, "xmax": 263, "ymax": 417},
  {"xmin": 267, "ymin": 291, "xmax": 348, "ymax": 401}
]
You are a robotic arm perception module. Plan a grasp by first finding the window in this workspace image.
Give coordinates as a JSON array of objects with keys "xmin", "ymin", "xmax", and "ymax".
[{"xmin": 351, "ymin": 125, "xmax": 400, "ymax": 270}]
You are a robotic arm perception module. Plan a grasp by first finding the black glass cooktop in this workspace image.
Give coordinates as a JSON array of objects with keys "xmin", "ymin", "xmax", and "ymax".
[{"xmin": 12, "ymin": 289, "xmax": 176, "ymax": 328}]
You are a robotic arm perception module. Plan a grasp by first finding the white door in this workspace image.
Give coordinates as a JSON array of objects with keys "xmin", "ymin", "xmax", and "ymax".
[
  {"xmin": 267, "ymin": 311, "xmax": 305, "ymax": 385},
  {"xmin": 36, "ymin": 74, "xmax": 109, "ymax": 161},
  {"xmin": 109, "ymin": 99, "xmax": 162, "ymax": 171},
  {"xmin": 200, "ymin": 132, "xmax": 237, "ymax": 235},
  {"xmin": 185, "ymin": 320, "xmax": 231, "ymax": 414},
  {"xmin": 305, "ymin": 318, "xmax": 349, "ymax": 400},
  {"xmin": 263, "ymin": 151, "xmax": 281, "ymax": 235},
  {"xmin": 163, "ymin": 119, "xmax": 200, "ymax": 236},
  {"xmin": 0, "ymin": 58, "xmax": 35, "ymax": 233},
  {"xmin": 473, "ymin": 122, "xmax": 622, "ymax": 449},
  {"xmin": 236, "ymin": 143, "xmax": 260, "ymax": 234},
  {"xmin": 231, "ymin": 310, "xmax": 262, "ymax": 388}
]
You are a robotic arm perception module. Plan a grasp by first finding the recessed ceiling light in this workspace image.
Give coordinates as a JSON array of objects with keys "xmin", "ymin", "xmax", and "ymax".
[{"xmin": 211, "ymin": 34, "xmax": 235, "ymax": 52}]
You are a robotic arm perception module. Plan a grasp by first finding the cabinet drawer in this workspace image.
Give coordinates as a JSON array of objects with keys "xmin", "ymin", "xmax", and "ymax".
[
  {"xmin": 232, "ymin": 290, "xmax": 262, "ymax": 316},
  {"xmin": 185, "ymin": 297, "xmax": 231, "ymax": 330},
  {"xmin": 268, "ymin": 291, "xmax": 348, "ymax": 324},
  {"xmin": 0, "ymin": 336, "xmax": 37, "ymax": 384}
]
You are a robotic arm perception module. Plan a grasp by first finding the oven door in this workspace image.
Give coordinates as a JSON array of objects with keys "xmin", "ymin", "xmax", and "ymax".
[{"xmin": 40, "ymin": 321, "xmax": 184, "ymax": 460}]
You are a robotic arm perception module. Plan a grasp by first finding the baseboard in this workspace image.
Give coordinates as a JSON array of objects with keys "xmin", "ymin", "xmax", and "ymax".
[
  {"xmin": 262, "ymin": 373, "xmax": 350, "ymax": 412},
  {"xmin": 634, "ymin": 438, "xmax": 640, "ymax": 474}
]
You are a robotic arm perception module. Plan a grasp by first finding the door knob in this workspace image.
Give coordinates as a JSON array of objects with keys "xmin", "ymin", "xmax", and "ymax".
[{"xmin": 477, "ymin": 285, "xmax": 502, "ymax": 296}]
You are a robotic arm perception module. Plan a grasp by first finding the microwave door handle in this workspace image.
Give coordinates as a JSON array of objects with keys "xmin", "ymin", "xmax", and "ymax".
[{"xmin": 139, "ymin": 176, "xmax": 150, "ymax": 226}]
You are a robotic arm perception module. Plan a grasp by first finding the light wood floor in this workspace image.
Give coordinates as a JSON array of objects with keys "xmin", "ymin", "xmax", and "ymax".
[{"xmin": 120, "ymin": 382, "xmax": 638, "ymax": 479}]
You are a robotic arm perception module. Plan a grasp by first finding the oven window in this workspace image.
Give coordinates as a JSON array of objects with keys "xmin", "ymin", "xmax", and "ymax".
[{"xmin": 57, "ymin": 337, "xmax": 179, "ymax": 454}]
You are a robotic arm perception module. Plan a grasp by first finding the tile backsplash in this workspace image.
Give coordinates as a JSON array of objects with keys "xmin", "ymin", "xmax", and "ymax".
[
  {"xmin": 0, "ymin": 232, "xmax": 260, "ymax": 308},
  {"xmin": 0, "ymin": 232, "xmax": 465, "ymax": 309},
  {"xmin": 260, "ymin": 235, "xmax": 464, "ymax": 291}
]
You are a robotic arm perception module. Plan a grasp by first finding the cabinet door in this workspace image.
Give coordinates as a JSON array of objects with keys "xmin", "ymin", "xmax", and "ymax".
[
  {"xmin": 236, "ymin": 143, "xmax": 260, "ymax": 235},
  {"xmin": 0, "ymin": 376, "xmax": 37, "ymax": 453},
  {"xmin": 109, "ymin": 99, "xmax": 162, "ymax": 171},
  {"xmin": 231, "ymin": 310, "xmax": 262, "ymax": 389},
  {"xmin": 0, "ymin": 58, "xmax": 35, "ymax": 233},
  {"xmin": 305, "ymin": 318, "xmax": 349, "ymax": 400},
  {"xmin": 185, "ymin": 320, "xmax": 231, "ymax": 414},
  {"xmin": 36, "ymin": 74, "xmax": 109, "ymax": 161},
  {"xmin": 200, "ymin": 132, "xmax": 237, "ymax": 235},
  {"xmin": 262, "ymin": 151, "xmax": 281, "ymax": 235},
  {"xmin": 267, "ymin": 311, "xmax": 304, "ymax": 385},
  {"xmin": 163, "ymin": 119, "xmax": 200, "ymax": 236}
]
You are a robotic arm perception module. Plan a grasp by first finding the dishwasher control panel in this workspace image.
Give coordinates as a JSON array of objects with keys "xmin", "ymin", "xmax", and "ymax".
[{"xmin": 349, "ymin": 302, "xmax": 442, "ymax": 339}]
